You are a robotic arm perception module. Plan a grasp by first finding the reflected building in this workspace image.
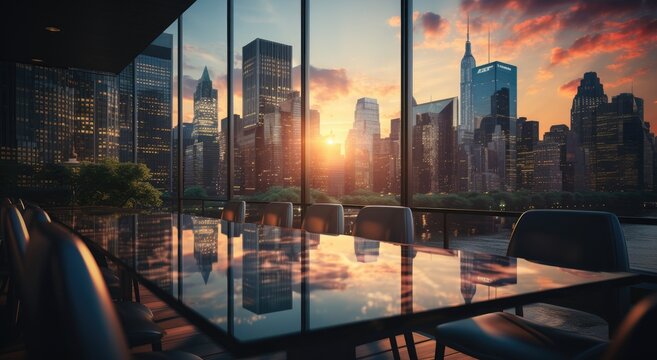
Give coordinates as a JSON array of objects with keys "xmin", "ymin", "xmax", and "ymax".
[
  {"xmin": 354, "ymin": 238, "xmax": 380, "ymax": 263},
  {"xmin": 413, "ymin": 98, "xmax": 458, "ymax": 194},
  {"xmin": 192, "ymin": 216, "xmax": 219, "ymax": 284},
  {"xmin": 136, "ymin": 214, "xmax": 174, "ymax": 295},
  {"xmin": 242, "ymin": 226, "xmax": 293, "ymax": 314}
]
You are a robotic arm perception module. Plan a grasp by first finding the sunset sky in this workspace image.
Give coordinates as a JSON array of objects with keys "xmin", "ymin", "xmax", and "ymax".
[{"xmin": 174, "ymin": 0, "xmax": 657, "ymax": 147}]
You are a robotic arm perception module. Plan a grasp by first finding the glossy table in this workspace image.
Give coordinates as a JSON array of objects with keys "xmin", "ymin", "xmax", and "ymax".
[{"xmin": 51, "ymin": 209, "xmax": 641, "ymax": 358}]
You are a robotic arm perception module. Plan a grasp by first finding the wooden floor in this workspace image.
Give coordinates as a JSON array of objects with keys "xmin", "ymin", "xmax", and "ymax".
[{"xmin": 0, "ymin": 284, "xmax": 471, "ymax": 360}]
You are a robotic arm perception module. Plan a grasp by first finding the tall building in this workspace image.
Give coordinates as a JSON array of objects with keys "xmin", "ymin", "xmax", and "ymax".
[
  {"xmin": 472, "ymin": 61, "xmax": 517, "ymax": 128},
  {"xmin": 373, "ymin": 119, "xmax": 401, "ymax": 194},
  {"xmin": 192, "ymin": 217, "xmax": 219, "ymax": 284},
  {"xmin": 594, "ymin": 93, "xmax": 653, "ymax": 191},
  {"xmin": 135, "ymin": 33, "xmax": 174, "ymax": 192},
  {"xmin": 184, "ymin": 66, "xmax": 220, "ymax": 197},
  {"xmin": 516, "ymin": 118, "xmax": 539, "ymax": 190},
  {"xmin": 543, "ymin": 124, "xmax": 583, "ymax": 192},
  {"xmin": 570, "ymin": 72, "xmax": 608, "ymax": 145},
  {"xmin": 533, "ymin": 140, "xmax": 563, "ymax": 192},
  {"xmin": 239, "ymin": 38, "xmax": 292, "ymax": 194},
  {"xmin": 412, "ymin": 98, "xmax": 457, "ymax": 194},
  {"xmin": 344, "ymin": 98, "xmax": 380, "ymax": 193},
  {"xmin": 570, "ymin": 72, "xmax": 608, "ymax": 190},
  {"xmin": 0, "ymin": 63, "xmax": 122, "ymax": 198},
  {"xmin": 459, "ymin": 17, "xmax": 476, "ymax": 143}
]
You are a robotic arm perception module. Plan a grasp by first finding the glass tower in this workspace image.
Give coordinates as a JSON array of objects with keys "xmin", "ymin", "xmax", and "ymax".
[{"xmin": 472, "ymin": 61, "xmax": 517, "ymax": 129}]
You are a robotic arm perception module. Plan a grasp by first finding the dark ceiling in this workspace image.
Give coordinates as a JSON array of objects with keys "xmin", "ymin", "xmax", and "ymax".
[{"xmin": 1, "ymin": 0, "xmax": 195, "ymax": 74}]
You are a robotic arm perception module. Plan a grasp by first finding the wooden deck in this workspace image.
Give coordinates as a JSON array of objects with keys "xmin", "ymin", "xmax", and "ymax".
[{"xmin": 0, "ymin": 285, "xmax": 470, "ymax": 360}]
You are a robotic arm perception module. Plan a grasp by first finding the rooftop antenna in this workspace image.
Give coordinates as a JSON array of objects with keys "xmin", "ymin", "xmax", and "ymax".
[
  {"xmin": 467, "ymin": 15, "xmax": 470, "ymax": 42},
  {"xmin": 488, "ymin": 25, "xmax": 491, "ymax": 63}
]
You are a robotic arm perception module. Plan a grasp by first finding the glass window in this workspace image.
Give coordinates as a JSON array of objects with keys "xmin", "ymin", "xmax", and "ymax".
[
  {"xmin": 232, "ymin": 0, "xmax": 301, "ymax": 202},
  {"xmin": 182, "ymin": 0, "xmax": 229, "ymax": 200},
  {"xmin": 309, "ymin": 0, "xmax": 401, "ymax": 205}
]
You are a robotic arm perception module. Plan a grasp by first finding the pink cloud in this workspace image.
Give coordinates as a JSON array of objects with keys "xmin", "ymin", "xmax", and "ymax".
[
  {"xmin": 550, "ymin": 17, "xmax": 657, "ymax": 66},
  {"xmin": 558, "ymin": 77, "xmax": 582, "ymax": 97}
]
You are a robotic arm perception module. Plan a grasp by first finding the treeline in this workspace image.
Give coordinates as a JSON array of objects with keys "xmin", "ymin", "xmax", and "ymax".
[{"xmin": 245, "ymin": 187, "xmax": 657, "ymax": 216}]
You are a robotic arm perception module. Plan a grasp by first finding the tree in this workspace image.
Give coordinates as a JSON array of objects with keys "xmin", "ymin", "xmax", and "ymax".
[
  {"xmin": 76, "ymin": 160, "xmax": 162, "ymax": 208},
  {"xmin": 184, "ymin": 186, "xmax": 209, "ymax": 199}
]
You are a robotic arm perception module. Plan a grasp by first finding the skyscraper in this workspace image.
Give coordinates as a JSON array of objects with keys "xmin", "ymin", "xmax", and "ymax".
[
  {"xmin": 472, "ymin": 61, "xmax": 517, "ymax": 128},
  {"xmin": 594, "ymin": 93, "xmax": 652, "ymax": 191},
  {"xmin": 239, "ymin": 38, "xmax": 292, "ymax": 194},
  {"xmin": 459, "ymin": 17, "xmax": 476, "ymax": 143},
  {"xmin": 185, "ymin": 66, "xmax": 220, "ymax": 197},
  {"xmin": 570, "ymin": 72, "xmax": 608, "ymax": 191},
  {"xmin": 344, "ymin": 98, "xmax": 380, "ymax": 193},
  {"xmin": 570, "ymin": 72, "xmax": 608, "ymax": 145},
  {"xmin": 135, "ymin": 33, "xmax": 174, "ymax": 192},
  {"xmin": 516, "ymin": 118, "xmax": 539, "ymax": 190}
]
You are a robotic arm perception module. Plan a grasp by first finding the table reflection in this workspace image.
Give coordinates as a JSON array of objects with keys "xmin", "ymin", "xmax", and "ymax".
[{"xmin": 51, "ymin": 209, "xmax": 630, "ymax": 344}]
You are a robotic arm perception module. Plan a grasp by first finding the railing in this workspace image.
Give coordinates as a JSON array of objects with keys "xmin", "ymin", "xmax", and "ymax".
[{"xmin": 179, "ymin": 197, "xmax": 657, "ymax": 238}]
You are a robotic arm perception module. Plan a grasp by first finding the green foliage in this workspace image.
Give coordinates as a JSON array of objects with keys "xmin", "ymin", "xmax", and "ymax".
[
  {"xmin": 340, "ymin": 189, "xmax": 398, "ymax": 205},
  {"xmin": 184, "ymin": 186, "xmax": 209, "ymax": 199},
  {"xmin": 75, "ymin": 160, "xmax": 162, "ymax": 208}
]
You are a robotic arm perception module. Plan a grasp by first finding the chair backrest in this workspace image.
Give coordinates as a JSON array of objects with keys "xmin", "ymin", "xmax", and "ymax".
[
  {"xmin": 604, "ymin": 294, "xmax": 657, "ymax": 360},
  {"xmin": 4, "ymin": 206, "xmax": 30, "ymax": 293},
  {"xmin": 352, "ymin": 206, "xmax": 414, "ymax": 244},
  {"xmin": 221, "ymin": 201, "xmax": 246, "ymax": 223},
  {"xmin": 23, "ymin": 221, "xmax": 130, "ymax": 360},
  {"xmin": 507, "ymin": 209, "xmax": 630, "ymax": 333},
  {"xmin": 23, "ymin": 204, "xmax": 51, "ymax": 229},
  {"xmin": 302, "ymin": 203, "xmax": 344, "ymax": 235},
  {"xmin": 261, "ymin": 202, "xmax": 293, "ymax": 228}
]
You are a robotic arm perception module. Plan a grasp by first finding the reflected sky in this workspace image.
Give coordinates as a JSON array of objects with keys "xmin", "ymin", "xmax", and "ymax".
[{"xmin": 52, "ymin": 209, "xmax": 633, "ymax": 345}]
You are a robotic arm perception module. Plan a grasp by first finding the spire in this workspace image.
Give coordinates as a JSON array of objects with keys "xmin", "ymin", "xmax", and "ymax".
[
  {"xmin": 467, "ymin": 15, "xmax": 470, "ymax": 42},
  {"xmin": 200, "ymin": 66, "xmax": 210, "ymax": 82}
]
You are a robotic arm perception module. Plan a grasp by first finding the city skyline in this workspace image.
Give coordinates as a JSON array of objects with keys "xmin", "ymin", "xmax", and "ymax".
[{"xmin": 179, "ymin": 0, "xmax": 657, "ymax": 148}]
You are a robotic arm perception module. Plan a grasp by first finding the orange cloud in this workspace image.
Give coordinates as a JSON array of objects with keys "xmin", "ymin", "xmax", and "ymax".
[
  {"xmin": 558, "ymin": 77, "xmax": 582, "ymax": 97},
  {"xmin": 550, "ymin": 17, "xmax": 657, "ymax": 66}
]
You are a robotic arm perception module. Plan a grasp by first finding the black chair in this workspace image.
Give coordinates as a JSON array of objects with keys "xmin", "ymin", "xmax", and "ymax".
[
  {"xmin": 261, "ymin": 202, "xmax": 293, "ymax": 228},
  {"xmin": 352, "ymin": 205, "xmax": 415, "ymax": 359},
  {"xmin": 302, "ymin": 203, "xmax": 344, "ymax": 235},
  {"xmin": 434, "ymin": 210, "xmax": 631, "ymax": 360},
  {"xmin": 3, "ymin": 205, "xmax": 28, "ymax": 333},
  {"xmin": 23, "ymin": 221, "xmax": 201, "ymax": 360},
  {"xmin": 23, "ymin": 206, "xmax": 162, "ymax": 349},
  {"xmin": 221, "ymin": 200, "xmax": 246, "ymax": 223},
  {"xmin": 352, "ymin": 205, "xmax": 414, "ymax": 244}
]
